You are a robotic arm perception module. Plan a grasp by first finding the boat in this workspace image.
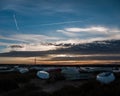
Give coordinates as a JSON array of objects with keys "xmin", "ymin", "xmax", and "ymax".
[
  {"xmin": 61, "ymin": 67, "xmax": 92, "ymax": 80},
  {"xmin": 37, "ymin": 71, "xmax": 50, "ymax": 79},
  {"xmin": 80, "ymin": 67, "xmax": 113, "ymax": 72},
  {"xmin": 96, "ymin": 72, "xmax": 115, "ymax": 84}
]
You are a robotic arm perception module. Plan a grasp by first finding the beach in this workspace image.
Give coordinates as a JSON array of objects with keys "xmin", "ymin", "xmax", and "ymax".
[{"xmin": 0, "ymin": 65, "xmax": 120, "ymax": 96}]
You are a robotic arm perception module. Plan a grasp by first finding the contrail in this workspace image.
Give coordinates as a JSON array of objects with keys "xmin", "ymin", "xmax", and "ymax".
[
  {"xmin": 13, "ymin": 14, "xmax": 19, "ymax": 31},
  {"xmin": 40, "ymin": 20, "xmax": 83, "ymax": 26}
]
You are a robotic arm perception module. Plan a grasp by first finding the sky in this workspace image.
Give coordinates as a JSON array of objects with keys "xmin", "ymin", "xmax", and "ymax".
[{"xmin": 0, "ymin": 0, "xmax": 120, "ymax": 53}]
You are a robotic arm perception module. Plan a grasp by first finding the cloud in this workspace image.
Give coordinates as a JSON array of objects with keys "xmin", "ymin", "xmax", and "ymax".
[
  {"xmin": 55, "ymin": 36, "xmax": 118, "ymax": 44},
  {"xmin": 1, "ymin": 42, "xmax": 64, "ymax": 53},
  {"xmin": 11, "ymin": 34, "xmax": 59, "ymax": 42},
  {"xmin": 55, "ymin": 38, "xmax": 103, "ymax": 44},
  {"xmin": 0, "ymin": 42, "xmax": 12, "ymax": 46},
  {"xmin": 57, "ymin": 26, "xmax": 120, "ymax": 35},
  {"xmin": 0, "ymin": 34, "xmax": 59, "ymax": 43},
  {"xmin": 65, "ymin": 26, "xmax": 109, "ymax": 33},
  {"xmin": 21, "ymin": 43, "xmax": 62, "ymax": 51},
  {"xmin": 0, "ymin": 42, "xmax": 24, "ymax": 53},
  {"xmin": 57, "ymin": 26, "xmax": 109, "ymax": 38},
  {"xmin": 0, "ymin": 0, "xmax": 76, "ymax": 15},
  {"xmin": 40, "ymin": 20, "xmax": 83, "ymax": 26},
  {"xmin": 56, "ymin": 39, "xmax": 84, "ymax": 44},
  {"xmin": 57, "ymin": 30, "xmax": 77, "ymax": 37},
  {"xmin": 56, "ymin": 26, "xmax": 120, "ymax": 43},
  {"xmin": 5, "ymin": 43, "xmax": 60, "ymax": 52},
  {"xmin": 0, "ymin": 35, "xmax": 29, "ymax": 43},
  {"xmin": 0, "ymin": 33, "xmax": 61, "ymax": 52}
]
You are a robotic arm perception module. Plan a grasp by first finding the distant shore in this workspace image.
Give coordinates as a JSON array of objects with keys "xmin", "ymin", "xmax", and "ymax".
[{"xmin": 0, "ymin": 64, "xmax": 120, "ymax": 67}]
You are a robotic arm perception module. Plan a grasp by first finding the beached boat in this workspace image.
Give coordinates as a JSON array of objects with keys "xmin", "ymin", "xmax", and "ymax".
[
  {"xmin": 14, "ymin": 66, "xmax": 29, "ymax": 73},
  {"xmin": 80, "ymin": 67, "xmax": 113, "ymax": 72},
  {"xmin": 112, "ymin": 67, "xmax": 120, "ymax": 73},
  {"xmin": 0, "ymin": 67, "xmax": 14, "ymax": 72},
  {"xmin": 37, "ymin": 71, "xmax": 50, "ymax": 79},
  {"xmin": 96, "ymin": 72, "xmax": 115, "ymax": 84},
  {"xmin": 61, "ymin": 67, "xmax": 92, "ymax": 80}
]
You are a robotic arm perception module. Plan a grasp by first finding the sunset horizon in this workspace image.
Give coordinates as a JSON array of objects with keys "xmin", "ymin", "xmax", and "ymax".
[{"xmin": 0, "ymin": 0, "xmax": 120, "ymax": 65}]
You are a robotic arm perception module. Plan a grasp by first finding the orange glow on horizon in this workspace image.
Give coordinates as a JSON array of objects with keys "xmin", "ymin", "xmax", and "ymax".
[{"xmin": 0, "ymin": 57, "xmax": 120, "ymax": 65}]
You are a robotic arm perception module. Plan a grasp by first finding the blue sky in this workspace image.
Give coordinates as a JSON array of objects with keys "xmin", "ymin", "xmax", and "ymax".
[{"xmin": 0, "ymin": 0, "xmax": 120, "ymax": 52}]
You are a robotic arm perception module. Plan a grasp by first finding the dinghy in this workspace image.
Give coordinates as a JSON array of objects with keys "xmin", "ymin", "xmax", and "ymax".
[
  {"xmin": 37, "ymin": 71, "xmax": 50, "ymax": 79},
  {"xmin": 96, "ymin": 72, "xmax": 115, "ymax": 84}
]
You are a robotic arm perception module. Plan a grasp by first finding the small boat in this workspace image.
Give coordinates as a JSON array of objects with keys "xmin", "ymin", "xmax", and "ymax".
[
  {"xmin": 96, "ymin": 72, "xmax": 115, "ymax": 84},
  {"xmin": 18, "ymin": 68, "xmax": 29, "ymax": 74},
  {"xmin": 29, "ymin": 66, "xmax": 44, "ymax": 70},
  {"xmin": 14, "ymin": 66, "xmax": 29, "ymax": 73},
  {"xmin": 61, "ymin": 67, "xmax": 92, "ymax": 80},
  {"xmin": 37, "ymin": 71, "xmax": 50, "ymax": 79},
  {"xmin": 0, "ymin": 67, "xmax": 14, "ymax": 72},
  {"xmin": 80, "ymin": 67, "xmax": 113, "ymax": 72},
  {"xmin": 112, "ymin": 67, "xmax": 120, "ymax": 73}
]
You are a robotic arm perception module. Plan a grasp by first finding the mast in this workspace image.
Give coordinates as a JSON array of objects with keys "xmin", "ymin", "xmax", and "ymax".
[{"xmin": 34, "ymin": 57, "xmax": 37, "ymax": 64}]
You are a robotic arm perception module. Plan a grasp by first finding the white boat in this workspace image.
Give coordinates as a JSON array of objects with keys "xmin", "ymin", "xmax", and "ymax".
[
  {"xmin": 14, "ymin": 66, "xmax": 29, "ymax": 73},
  {"xmin": 61, "ymin": 67, "xmax": 92, "ymax": 80},
  {"xmin": 96, "ymin": 72, "xmax": 115, "ymax": 84},
  {"xmin": 80, "ymin": 67, "xmax": 113, "ymax": 72},
  {"xmin": 37, "ymin": 71, "xmax": 50, "ymax": 79}
]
